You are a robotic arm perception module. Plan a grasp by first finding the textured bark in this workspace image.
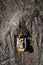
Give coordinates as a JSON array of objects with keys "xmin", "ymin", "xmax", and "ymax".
[{"xmin": 0, "ymin": 0, "xmax": 43, "ymax": 65}]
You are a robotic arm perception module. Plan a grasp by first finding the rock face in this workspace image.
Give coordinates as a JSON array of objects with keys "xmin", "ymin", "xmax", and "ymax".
[{"xmin": 0, "ymin": 0, "xmax": 43, "ymax": 65}]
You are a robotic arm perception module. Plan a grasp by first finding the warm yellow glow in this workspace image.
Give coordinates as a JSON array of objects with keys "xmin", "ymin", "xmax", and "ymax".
[
  {"xmin": 18, "ymin": 48, "xmax": 25, "ymax": 52},
  {"xmin": 17, "ymin": 38, "xmax": 25, "ymax": 52},
  {"xmin": 18, "ymin": 38, "xmax": 23, "ymax": 48},
  {"xmin": 20, "ymin": 38, "xmax": 23, "ymax": 44}
]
